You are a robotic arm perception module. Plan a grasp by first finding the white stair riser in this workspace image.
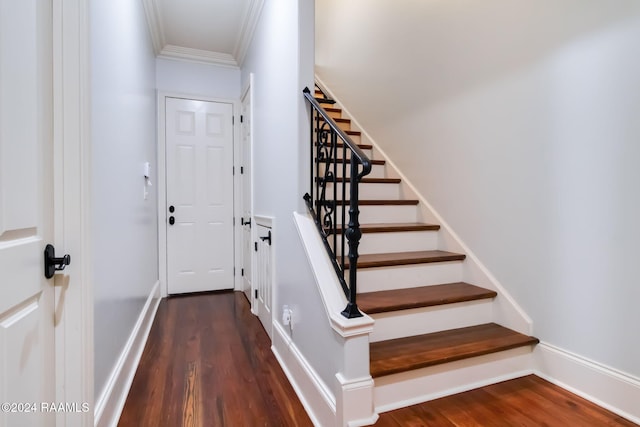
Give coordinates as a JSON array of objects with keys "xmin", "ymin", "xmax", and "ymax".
[
  {"xmin": 374, "ymin": 347, "xmax": 535, "ymax": 413},
  {"xmin": 357, "ymin": 205, "xmax": 418, "ymax": 224},
  {"xmin": 325, "ymin": 182, "xmax": 400, "ymax": 200},
  {"xmin": 368, "ymin": 300, "xmax": 493, "ymax": 342},
  {"xmin": 341, "ymin": 148, "xmax": 374, "ymax": 159},
  {"xmin": 356, "ymin": 262, "xmax": 463, "ymax": 293},
  {"xmin": 332, "ymin": 230, "xmax": 438, "ymax": 255},
  {"xmin": 322, "ymin": 163, "xmax": 385, "ymax": 179}
]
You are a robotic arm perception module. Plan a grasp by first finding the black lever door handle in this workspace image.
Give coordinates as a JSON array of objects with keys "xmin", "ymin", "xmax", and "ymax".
[
  {"xmin": 44, "ymin": 244, "xmax": 71, "ymax": 279},
  {"xmin": 259, "ymin": 230, "xmax": 272, "ymax": 246}
]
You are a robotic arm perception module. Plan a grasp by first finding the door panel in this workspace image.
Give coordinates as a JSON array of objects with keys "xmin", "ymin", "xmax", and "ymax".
[
  {"xmin": 0, "ymin": 0, "xmax": 56, "ymax": 425},
  {"xmin": 166, "ymin": 98, "xmax": 234, "ymax": 294},
  {"xmin": 241, "ymin": 89, "xmax": 252, "ymax": 302}
]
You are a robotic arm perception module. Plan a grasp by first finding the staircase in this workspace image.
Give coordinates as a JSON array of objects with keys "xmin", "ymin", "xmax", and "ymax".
[{"xmin": 313, "ymin": 88, "xmax": 539, "ymax": 415}]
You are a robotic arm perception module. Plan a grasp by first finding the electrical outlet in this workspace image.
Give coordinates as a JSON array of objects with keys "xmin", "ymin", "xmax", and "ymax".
[{"xmin": 282, "ymin": 305, "xmax": 292, "ymax": 326}]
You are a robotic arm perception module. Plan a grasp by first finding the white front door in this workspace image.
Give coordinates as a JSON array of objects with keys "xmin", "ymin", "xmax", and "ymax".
[
  {"xmin": 0, "ymin": 0, "xmax": 56, "ymax": 425},
  {"xmin": 166, "ymin": 97, "xmax": 235, "ymax": 294},
  {"xmin": 240, "ymin": 89, "xmax": 253, "ymax": 302}
]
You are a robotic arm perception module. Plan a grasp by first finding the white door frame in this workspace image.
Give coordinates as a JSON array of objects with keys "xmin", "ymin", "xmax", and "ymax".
[
  {"xmin": 52, "ymin": 0, "xmax": 94, "ymax": 425},
  {"xmin": 240, "ymin": 75, "xmax": 255, "ymax": 308},
  {"xmin": 157, "ymin": 92, "xmax": 241, "ymax": 297}
]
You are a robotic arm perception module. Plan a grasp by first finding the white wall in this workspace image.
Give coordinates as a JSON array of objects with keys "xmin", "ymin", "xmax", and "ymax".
[
  {"xmin": 156, "ymin": 58, "xmax": 241, "ymax": 99},
  {"xmin": 316, "ymin": 0, "xmax": 640, "ymax": 378},
  {"xmin": 241, "ymin": 0, "xmax": 345, "ymax": 394},
  {"xmin": 91, "ymin": 0, "xmax": 158, "ymax": 399}
]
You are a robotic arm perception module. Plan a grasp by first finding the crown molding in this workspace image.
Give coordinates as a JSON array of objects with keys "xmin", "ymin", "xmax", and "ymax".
[
  {"xmin": 141, "ymin": 0, "xmax": 165, "ymax": 55},
  {"xmin": 233, "ymin": 0, "xmax": 265, "ymax": 67},
  {"xmin": 158, "ymin": 45, "xmax": 239, "ymax": 68}
]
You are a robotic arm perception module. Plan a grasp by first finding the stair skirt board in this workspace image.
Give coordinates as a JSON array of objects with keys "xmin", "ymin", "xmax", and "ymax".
[
  {"xmin": 373, "ymin": 346, "xmax": 535, "ymax": 413},
  {"xmin": 354, "ymin": 261, "xmax": 463, "ymax": 293},
  {"xmin": 330, "ymin": 230, "xmax": 439, "ymax": 255},
  {"xmin": 368, "ymin": 299, "xmax": 493, "ymax": 343}
]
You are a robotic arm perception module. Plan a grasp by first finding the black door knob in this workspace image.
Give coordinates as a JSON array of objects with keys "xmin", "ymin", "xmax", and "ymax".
[
  {"xmin": 169, "ymin": 216, "xmax": 175, "ymax": 225},
  {"xmin": 169, "ymin": 205, "xmax": 175, "ymax": 213},
  {"xmin": 44, "ymin": 244, "xmax": 71, "ymax": 279}
]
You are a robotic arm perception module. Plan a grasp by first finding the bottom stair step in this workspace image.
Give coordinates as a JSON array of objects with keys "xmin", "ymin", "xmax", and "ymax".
[{"xmin": 369, "ymin": 323, "xmax": 539, "ymax": 378}]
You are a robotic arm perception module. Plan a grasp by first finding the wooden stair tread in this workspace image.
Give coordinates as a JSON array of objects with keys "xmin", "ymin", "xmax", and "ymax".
[
  {"xmin": 329, "ymin": 158, "xmax": 385, "ymax": 165},
  {"xmin": 369, "ymin": 323, "xmax": 539, "ymax": 378},
  {"xmin": 325, "ymin": 107, "xmax": 341, "ymax": 114},
  {"xmin": 346, "ymin": 250, "xmax": 465, "ymax": 269},
  {"xmin": 358, "ymin": 282, "xmax": 497, "ymax": 314},
  {"xmin": 334, "ymin": 177, "xmax": 399, "ymax": 184},
  {"xmin": 345, "ymin": 130, "xmax": 361, "ymax": 136},
  {"xmin": 339, "ymin": 199, "xmax": 419, "ymax": 206},
  {"xmin": 325, "ymin": 222, "xmax": 439, "ymax": 235},
  {"xmin": 359, "ymin": 222, "xmax": 440, "ymax": 232},
  {"xmin": 316, "ymin": 142, "xmax": 373, "ymax": 150},
  {"xmin": 335, "ymin": 142, "xmax": 373, "ymax": 150}
]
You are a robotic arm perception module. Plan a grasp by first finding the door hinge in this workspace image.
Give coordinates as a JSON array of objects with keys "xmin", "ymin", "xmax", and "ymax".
[
  {"xmin": 234, "ymin": 267, "xmax": 236, "ymax": 276},
  {"xmin": 241, "ymin": 115, "xmax": 244, "ymax": 123},
  {"xmin": 254, "ymin": 289, "xmax": 258, "ymax": 299},
  {"xmin": 254, "ymin": 242, "xmax": 258, "ymax": 252},
  {"xmin": 241, "ymin": 268, "xmax": 244, "ymax": 276},
  {"xmin": 233, "ymin": 217, "xmax": 235, "ymax": 226},
  {"xmin": 232, "ymin": 116, "xmax": 235, "ymax": 125},
  {"xmin": 240, "ymin": 166, "xmax": 244, "ymax": 174},
  {"xmin": 233, "ymin": 166, "xmax": 235, "ymax": 175}
]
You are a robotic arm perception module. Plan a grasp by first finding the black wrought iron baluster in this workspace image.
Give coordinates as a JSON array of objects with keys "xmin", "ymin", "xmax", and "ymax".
[
  {"xmin": 332, "ymin": 130, "xmax": 338, "ymax": 264},
  {"xmin": 309, "ymin": 105, "xmax": 314, "ymax": 209},
  {"xmin": 314, "ymin": 110, "xmax": 321, "ymax": 224},
  {"xmin": 341, "ymin": 156, "xmax": 363, "ymax": 318},
  {"xmin": 341, "ymin": 143, "xmax": 347, "ymax": 274}
]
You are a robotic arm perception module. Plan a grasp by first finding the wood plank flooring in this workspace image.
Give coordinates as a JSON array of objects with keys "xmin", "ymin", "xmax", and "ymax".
[
  {"xmin": 118, "ymin": 291, "xmax": 636, "ymax": 427},
  {"xmin": 376, "ymin": 375, "xmax": 637, "ymax": 426},
  {"xmin": 118, "ymin": 291, "xmax": 312, "ymax": 427}
]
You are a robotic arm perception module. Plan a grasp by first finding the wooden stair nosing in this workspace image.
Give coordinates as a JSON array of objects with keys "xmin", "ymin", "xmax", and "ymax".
[
  {"xmin": 369, "ymin": 323, "xmax": 539, "ymax": 378},
  {"xmin": 358, "ymin": 222, "xmax": 440, "ymax": 232},
  {"xmin": 346, "ymin": 250, "xmax": 465, "ymax": 269},
  {"xmin": 325, "ymin": 222, "xmax": 440, "ymax": 235},
  {"xmin": 333, "ymin": 177, "xmax": 400, "ymax": 184},
  {"xmin": 315, "ymin": 142, "xmax": 373, "ymax": 150},
  {"xmin": 358, "ymin": 282, "xmax": 497, "ymax": 314},
  {"xmin": 321, "ymin": 158, "xmax": 385, "ymax": 165},
  {"xmin": 336, "ymin": 199, "xmax": 418, "ymax": 206}
]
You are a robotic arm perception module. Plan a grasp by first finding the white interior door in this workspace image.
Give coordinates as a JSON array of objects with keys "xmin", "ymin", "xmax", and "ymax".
[
  {"xmin": 0, "ymin": 0, "xmax": 56, "ymax": 425},
  {"xmin": 166, "ymin": 97, "xmax": 235, "ymax": 294},
  {"xmin": 240, "ymin": 88, "xmax": 253, "ymax": 302}
]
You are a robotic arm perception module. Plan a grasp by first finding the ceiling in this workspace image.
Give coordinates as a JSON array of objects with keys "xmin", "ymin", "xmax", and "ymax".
[{"xmin": 142, "ymin": 0, "xmax": 264, "ymax": 68}]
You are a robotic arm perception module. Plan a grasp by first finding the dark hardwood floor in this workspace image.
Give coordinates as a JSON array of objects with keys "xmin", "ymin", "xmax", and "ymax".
[
  {"xmin": 119, "ymin": 291, "xmax": 636, "ymax": 427},
  {"xmin": 118, "ymin": 291, "xmax": 312, "ymax": 427},
  {"xmin": 375, "ymin": 375, "xmax": 637, "ymax": 427}
]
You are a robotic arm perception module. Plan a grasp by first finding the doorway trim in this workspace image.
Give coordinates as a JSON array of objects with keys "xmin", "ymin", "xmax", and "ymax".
[
  {"xmin": 240, "ymin": 74, "xmax": 255, "ymax": 307},
  {"xmin": 52, "ymin": 0, "xmax": 94, "ymax": 425},
  {"xmin": 157, "ymin": 92, "xmax": 241, "ymax": 297}
]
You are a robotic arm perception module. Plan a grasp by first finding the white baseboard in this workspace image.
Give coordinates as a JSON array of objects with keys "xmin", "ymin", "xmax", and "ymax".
[
  {"xmin": 272, "ymin": 321, "xmax": 337, "ymax": 427},
  {"xmin": 94, "ymin": 281, "xmax": 161, "ymax": 427},
  {"xmin": 534, "ymin": 342, "xmax": 640, "ymax": 425}
]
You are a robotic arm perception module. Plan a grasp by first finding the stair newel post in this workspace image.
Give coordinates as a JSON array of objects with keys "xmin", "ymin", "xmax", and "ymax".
[{"xmin": 342, "ymin": 157, "xmax": 364, "ymax": 318}]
